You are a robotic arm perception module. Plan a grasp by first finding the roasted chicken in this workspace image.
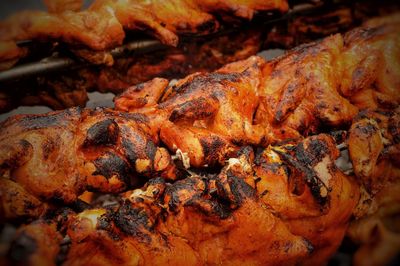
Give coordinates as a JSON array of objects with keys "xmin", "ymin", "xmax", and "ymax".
[
  {"xmin": 256, "ymin": 13, "xmax": 400, "ymax": 134},
  {"xmin": 0, "ymin": 0, "xmax": 288, "ymax": 67},
  {"xmin": 347, "ymin": 184, "xmax": 400, "ymax": 266},
  {"xmin": 2, "ymin": 135, "xmax": 358, "ymax": 265},
  {"xmin": 0, "ymin": 1, "xmax": 381, "ymax": 114},
  {"xmin": 116, "ymin": 56, "xmax": 302, "ymax": 167},
  {"xmin": 347, "ymin": 108, "xmax": 400, "ymax": 266},
  {"xmin": 1, "ymin": 12, "xmax": 399, "ymax": 207},
  {"xmin": 2, "ymin": 1, "xmax": 395, "ymax": 113},
  {"xmin": 255, "ymin": 33, "xmax": 358, "ymax": 135},
  {"xmin": 1, "ymin": 220, "xmax": 62, "ymax": 266},
  {"xmin": 0, "ymin": 13, "xmax": 400, "ymax": 265},
  {"xmin": 0, "ymin": 107, "xmax": 176, "ymax": 211},
  {"xmin": 348, "ymin": 109, "xmax": 400, "ymax": 195},
  {"xmin": 116, "ymin": 14, "xmax": 399, "ymax": 164},
  {"xmin": 340, "ymin": 15, "xmax": 400, "ymax": 110},
  {"xmin": 340, "ymin": 16, "xmax": 400, "ymax": 265},
  {"xmin": 253, "ymin": 134, "xmax": 359, "ymax": 265},
  {"xmin": 0, "ymin": 30, "xmax": 262, "ymax": 114}
]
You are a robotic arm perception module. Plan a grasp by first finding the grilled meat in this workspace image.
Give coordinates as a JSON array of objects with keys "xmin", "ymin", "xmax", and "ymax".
[
  {"xmin": 44, "ymin": 0, "xmax": 84, "ymax": 13},
  {"xmin": 116, "ymin": 56, "xmax": 300, "ymax": 167},
  {"xmin": 63, "ymin": 177, "xmax": 311, "ymax": 265},
  {"xmin": 338, "ymin": 18, "xmax": 400, "ymax": 263},
  {"xmin": 255, "ymin": 33, "xmax": 358, "ymax": 135},
  {"xmin": 256, "ymin": 13, "xmax": 400, "ymax": 135},
  {"xmin": 340, "ymin": 16, "xmax": 400, "ymax": 110},
  {"xmin": 0, "ymin": 107, "xmax": 177, "ymax": 210},
  {"xmin": 347, "ymin": 183, "xmax": 400, "ymax": 266},
  {"xmin": 156, "ymin": 57, "xmax": 266, "ymax": 167},
  {"xmin": 348, "ymin": 108, "xmax": 400, "ymax": 195},
  {"xmin": 3, "ymin": 135, "xmax": 358, "ymax": 265},
  {"xmin": 0, "ymin": 14, "xmax": 398, "ymax": 208},
  {"xmin": 0, "ymin": 13, "xmax": 399, "ymax": 265},
  {"xmin": 347, "ymin": 107, "xmax": 400, "ymax": 266},
  {"xmin": 0, "ymin": 178, "xmax": 47, "ymax": 222},
  {"xmin": 0, "ymin": 0, "xmax": 288, "ymax": 66},
  {"xmin": 254, "ymin": 134, "xmax": 359, "ymax": 264},
  {"xmin": 0, "ymin": 4, "xmax": 125, "ymax": 52},
  {"xmin": 0, "ymin": 29, "xmax": 262, "ymax": 113},
  {"xmin": 2, "ymin": 2, "xmax": 396, "ymax": 113},
  {"xmin": 2, "ymin": 220, "xmax": 62, "ymax": 266}
]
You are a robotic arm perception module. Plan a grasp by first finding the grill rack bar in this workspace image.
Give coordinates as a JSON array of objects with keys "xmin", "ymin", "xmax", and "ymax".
[{"xmin": 0, "ymin": 40, "xmax": 164, "ymax": 83}]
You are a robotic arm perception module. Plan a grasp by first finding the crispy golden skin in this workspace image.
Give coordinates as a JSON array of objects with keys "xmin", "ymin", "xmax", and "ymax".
[
  {"xmin": 64, "ymin": 190, "xmax": 310, "ymax": 265},
  {"xmin": 117, "ymin": 15, "xmax": 400, "ymax": 168},
  {"xmin": 127, "ymin": 0, "xmax": 217, "ymax": 34},
  {"xmin": 158, "ymin": 57, "xmax": 266, "ymax": 167},
  {"xmin": 8, "ymin": 157, "xmax": 303, "ymax": 265},
  {"xmin": 91, "ymin": 0, "xmax": 179, "ymax": 46},
  {"xmin": 342, "ymin": 19, "xmax": 400, "ymax": 262},
  {"xmin": 255, "ymin": 14, "xmax": 400, "ymax": 136}
]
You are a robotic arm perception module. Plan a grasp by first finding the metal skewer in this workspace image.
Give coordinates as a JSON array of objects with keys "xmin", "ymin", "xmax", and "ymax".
[{"xmin": 0, "ymin": 39, "xmax": 164, "ymax": 83}]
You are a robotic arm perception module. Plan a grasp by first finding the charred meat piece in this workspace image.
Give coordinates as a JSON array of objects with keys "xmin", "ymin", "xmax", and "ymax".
[
  {"xmin": 348, "ymin": 108, "xmax": 400, "ymax": 195},
  {"xmin": 347, "ymin": 183, "xmax": 400, "ymax": 266},
  {"xmin": 0, "ymin": 29, "xmax": 262, "ymax": 113},
  {"xmin": 254, "ymin": 134, "xmax": 359, "ymax": 265},
  {"xmin": 0, "ymin": 14, "xmax": 398, "ymax": 204},
  {"xmin": 0, "ymin": 14, "xmax": 399, "ymax": 265},
  {"xmin": 2, "ymin": 220, "xmax": 62, "ymax": 266},
  {"xmin": 347, "ymin": 107, "xmax": 400, "ymax": 266},
  {"xmin": 255, "ymin": 33, "xmax": 358, "ymax": 135},
  {"xmin": 116, "ymin": 56, "xmax": 299, "ymax": 168},
  {"xmin": 256, "ymin": 14, "xmax": 400, "ymax": 136},
  {"xmin": 340, "ymin": 15, "xmax": 400, "ymax": 110},
  {"xmin": 0, "ymin": 107, "xmax": 176, "ymax": 210},
  {"xmin": 3, "ymin": 135, "xmax": 359, "ymax": 265}
]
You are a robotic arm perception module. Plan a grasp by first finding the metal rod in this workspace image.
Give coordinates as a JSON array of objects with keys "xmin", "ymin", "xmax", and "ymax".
[
  {"xmin": 0, "ymin": 57, "xmax": 77, "ymax": 83},
  {"xmin": 0, "ymin": 39, "xmax": 163, "ymax": 83}
]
